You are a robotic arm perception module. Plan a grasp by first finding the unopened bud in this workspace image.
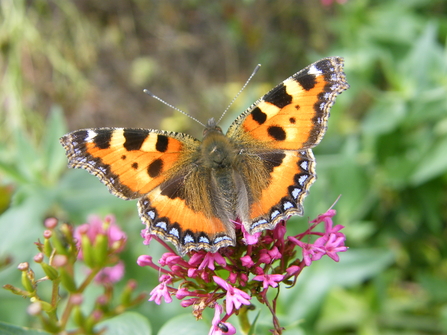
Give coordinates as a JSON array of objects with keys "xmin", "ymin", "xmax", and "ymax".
[
  {"xmin": 52, "ymin": 254, "xmax": 68, "ymax": 267},
  {"xmin": 40, "ymin": 262, "xmax": 59, "ymax": 280},
  {"xmin": 59, "ymin": 268, "xmax": 77, "ymax": 292},
  {"xmin": 34, "ymin": 253, "xmax": 44, "ymax": 263},
  {"xmin": 44, "ymin": 218, "xmax": 58, "ymax": 229},
  {"xmin": 27, "ymin": 301, "xmax": 42, "ymax": 316},
  {"xmin": 18, "ymin": 262, "xmax": 29, "ymax": 271}
]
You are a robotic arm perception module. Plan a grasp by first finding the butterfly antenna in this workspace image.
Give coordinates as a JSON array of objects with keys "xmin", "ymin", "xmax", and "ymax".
[
  {"xmin": 143, "ymin": 89, "xmax": 206, "ymax": 128},
  {"xmin": 216, "ymin": 64, "xmax": 261, "ymax": 125},
  {"xmin": 328, "ymin": 194, "xmax": 342, "ymax": 211}
]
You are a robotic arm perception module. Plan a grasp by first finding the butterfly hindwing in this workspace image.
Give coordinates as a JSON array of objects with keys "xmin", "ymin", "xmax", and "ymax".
[
  {"xmin": 139, "ymin": 187, "xmax": 235, "ymax": 255},
  {"xmin": 248, "ymin": 149, "xmax": 316, "ymax": 233}
]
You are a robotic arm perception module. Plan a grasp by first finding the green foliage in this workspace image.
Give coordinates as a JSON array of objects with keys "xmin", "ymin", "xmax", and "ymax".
[
  {"xmin": 96, "ymin": 312, "xmax": 152, "ymax": 335},
  {"xmin": 158, "ymin": 314, "xmax": 210, "ymax": 335},
  {"xmin": 1, "ymin": 0, "xmax": 447, "ymax": 334},
  {"xmin": 0, "ymin": 321, "xmax": 50, "ymax": 335}
]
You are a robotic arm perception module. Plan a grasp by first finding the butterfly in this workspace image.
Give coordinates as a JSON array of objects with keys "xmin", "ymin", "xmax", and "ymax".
[{"xmin": 60, "ymin": 57, "xmax": 349, "ymax": 256}]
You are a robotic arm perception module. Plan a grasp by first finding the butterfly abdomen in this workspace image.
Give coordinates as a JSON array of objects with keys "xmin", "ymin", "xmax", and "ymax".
[{"xmin": 199, "ymin": 127, "xmax": 249, "ymax": 223}]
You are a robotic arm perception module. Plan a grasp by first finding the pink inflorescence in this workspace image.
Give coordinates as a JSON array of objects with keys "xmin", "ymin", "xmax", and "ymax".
[
  {"xmin": 138, "ymin": 209, "xmax": 347, "ymax": 334},
  {"xmin": 74, "ymin": 215, "xmax": 127, "ymax": 284}
]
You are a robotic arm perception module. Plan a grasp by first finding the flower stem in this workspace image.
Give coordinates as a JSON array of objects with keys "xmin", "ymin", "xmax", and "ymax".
[{"xmin": 238, "ymin": 305, "xmax": 252, "ymax": 334}]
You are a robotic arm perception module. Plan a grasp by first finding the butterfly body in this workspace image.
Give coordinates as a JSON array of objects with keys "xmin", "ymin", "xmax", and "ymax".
[{"xmin": 60, "ymin": 57, "xmax": 349, "ymax": 255}]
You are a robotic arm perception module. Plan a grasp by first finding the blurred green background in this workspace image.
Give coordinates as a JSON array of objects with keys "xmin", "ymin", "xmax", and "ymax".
[{"xmin": 1, "ymin": 0, "xmax": 447, "ymax": 334}]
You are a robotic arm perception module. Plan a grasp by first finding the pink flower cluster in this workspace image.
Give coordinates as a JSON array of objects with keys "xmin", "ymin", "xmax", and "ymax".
[
  {"xmin": 321, "ymin": 0, "xmax": 348, "ymax": 6},
  {"xmin": 74, "ymin": 215, "xmax": 127, "ymax": 284},
  {"xmin": 138, "ymin": 209, "xmax": 347, "ymax": 334}
]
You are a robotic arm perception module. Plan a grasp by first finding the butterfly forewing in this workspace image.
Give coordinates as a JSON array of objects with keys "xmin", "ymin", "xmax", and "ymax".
[
  {"xmin": 227, "ymin": 57, "xmax": 349, "ymax": 150},
  {"xmin": 60, "ymin": 128, "xmax": 200, "ymax": 199}
]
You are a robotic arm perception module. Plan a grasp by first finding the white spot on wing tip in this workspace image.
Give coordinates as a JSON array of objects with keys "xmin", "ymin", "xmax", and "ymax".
[
  {"xmin": 308, "ymin": 65, "xmax": 322, "ymax": 75},
  {"xmin": 85, "ymin": 130, "xmax": 97, "ymax": 142}
]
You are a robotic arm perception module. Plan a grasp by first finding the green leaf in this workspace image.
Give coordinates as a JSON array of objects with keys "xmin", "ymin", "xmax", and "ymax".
[
  {"xmin": 410, "ymin": 137, "xmax": 447, "ymax": 185},
  {"xmin": 0, "ymin": 321, "xmax": 50, "ymax": 335},
  {"xmin": 13, "ymin": 130, "xmax": 40, "ymax": 184},
  {"xmin": 0, "ymin": 191, "xmax": 52, "ymax": 260},
  {"xmin": 280, "ymin": 249, "xmax": 394, "ymax": 322},
  {"xmin": 56, "ymin": 170, "xmax": 135, "ymax": 219},
  {"xmin": 96, "ymin": 312, "xmax": 151, "ymax": 335},
  {"xmin": 158, "ymin": 314, "xmax": 210, "ymax": 335},
  {"xmin": 361, "ymin": 94, "xmax": 406, "ymax": 136},
  {"xmin": 42, "ymin": 105, "xmax": 68, "ymax": 183}
]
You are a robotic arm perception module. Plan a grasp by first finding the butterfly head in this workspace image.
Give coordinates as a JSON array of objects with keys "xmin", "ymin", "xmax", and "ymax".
[
  {"xmin": 201, "ymin": 118, "xmax": 236, "ymax": 169},
  {"xmin": 203, "ymin": 117, "xmax": 223, "ymax": 137}
]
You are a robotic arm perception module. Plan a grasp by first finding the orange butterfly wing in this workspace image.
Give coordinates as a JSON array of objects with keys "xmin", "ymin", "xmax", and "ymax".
[
  {"xmin": 227, "ymin": 57, "xmax": 349, "ymax": 149},
  {"xmin": 61, "ymin": 57, "xmax": 349, "ymax": 254},
  {"xmin": 227, "ymin": 57, "xmax": 349, "ymax": 232},
  {"xmin": 60, "ymin": 127, "xmax": 235, "ymax": 255},
  {"xmin": 60, "ymin": 127, "xmax": 199, "ymax": 199}
]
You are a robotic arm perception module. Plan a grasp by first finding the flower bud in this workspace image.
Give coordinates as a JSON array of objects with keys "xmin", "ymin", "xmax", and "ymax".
[
  {"xmin": 34, "ymin": 253, "xmax": 44, "ymax": 263},
  {"xmin": 52, "ymin": 254, "xmax": 68, "ymax": 267},
  {"xmin": 44, "ymin": 218, "xmax": 58, "ymax": 229},
  {"xmin": 120, "ymin": 280, "xmax": 137, "ymax": 306},
  {"xmin": 18, "ymin": 262, "xmax": 29, "ymax": 271},
  {"xmin": 27, "ymin": 301, "xmax": 42, "ymax": 316},
  {"xmin": 43, "ymin": 236, "xmax": 53, "ymax": 257},
  {"xmin": 59, "ymin": 268, "xmax": 77, "ymax": 292},
  {"xmin": 80, "ymin": 233, "xmax": 95, "ymax": 268},
  {"xmin": 70, "ymin": 293, "xmax": 83, "ymax": 305},
  {"xmin": 51, "ymin": 230, "xmax": 68, "ymax": 256},
  {"xmin": 93, "ymin": 233, "xmax": 109, "ymax": 266},
  {"xmin": 30, "ymin": 297, "xmax": 53, "ymax": 313},
  {"xmin": 20, "ymin": 269, "xmax": 35, "ymax": 293},
  {"xmin": 40, "ymin": 262, "xmax": 59, "ymax": 280},
  {"xmin": 73, "ymin": 305, "xmax": 85, "ymax": 327}
]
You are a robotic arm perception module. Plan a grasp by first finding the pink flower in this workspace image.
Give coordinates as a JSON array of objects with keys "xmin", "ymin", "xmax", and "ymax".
[
  {"xmin": 259, "ymin": 249, "xmax": 272, "ymax": 264},
  {"xmin": 198, "ymin": 252, "xmax": 227, "ymax": 271},
  {"xmin": 188, "ymin": 267, "xmax": 198, "ymax": 278},
  {"xmin": 181, "ymin": 298, "xmax": 198, "ymax": 307},
  {"xmin": 243, "ymin": 229, "xmax": 261, "ymax": 245},
  {"xmin": 208, "ymin": 304, "xmax": 236, "ymax": 335},
  {"xmin": 252, "ymin": 274, "xmax": 284, "ymax": 289},
  {"xmin": 311, "ymin": 209, "xmax": 344, "ymax": 236},
  {"xmin": 140, "ymin": 228, "xmax": 153, "ymax": 245},
  {"xmin": 137, "ymin": 255, "xmax": 154, "ymax": 267},
  {"xmin": 188, "ymin": 251, "xmax": 205, "ymax": 267},
  {"xmin": 240, "ymin": 255, "xmax": 254, "ymax": 268},
  {"xmin": 176, "ymin": 287, "xmax": 192, "ymax": 299},
  {"xmin": 149, "ymin": 275, "xmax": 173, "ymax": 305},
  {"xmin": 235, "ymin": 221, "xmax": 261, "ymax": 245},
  {"xmin": 273, "ymin": 222, "xmax": 286, "ymax": 240},
  {"xmin": 94, "ymin": 261, "xmax": 125, "ymax": 284},
  {"xmin": 268, "ymin": 246, "xmax": 282, "ymax": 260},
  {"xmin": 213, "ymin": 276, "xmax": 251, "ymax": 314},
  {"xmin": 288, "ymin": 237, "xmax": 325, "ymax": 266},
  {"xmin": 321, "ymin": 0, "xmax": 348, "ymax": 6},
  {"xmin": 74, "ymin": 215, "xmax": 126, "ymax": 259},
  {"xmin": 286, "ymin": 265, "xmax": 301, "ymax": 276},
  {"xmin": 324, "ymin": 233, "xmax": 348, "ymax": 262},
  {"xmin": 159, "ymin": 253, "xmax": 184, "ymax": 267}
]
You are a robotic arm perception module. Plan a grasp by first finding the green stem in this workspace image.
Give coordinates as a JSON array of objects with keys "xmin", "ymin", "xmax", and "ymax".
[
  {"xmin": 59, "ymin": 266, "xmax": 101, "ymax": 329},
  {"xmin": 238, "ymin": 305, "xmax": 252, "ymax": 334}
]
